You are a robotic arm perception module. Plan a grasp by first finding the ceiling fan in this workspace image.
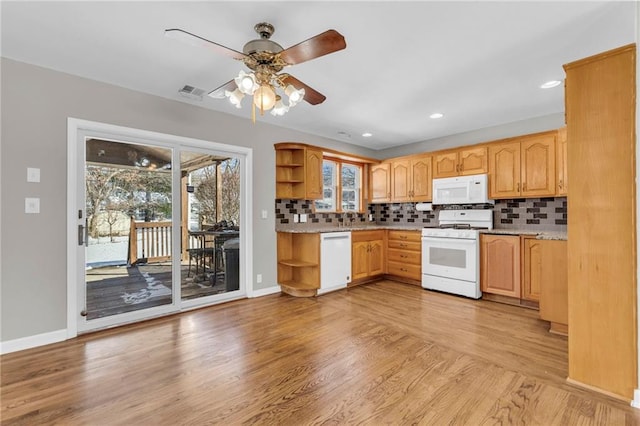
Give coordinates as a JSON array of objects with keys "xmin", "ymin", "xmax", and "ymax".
[{"xmin": 165, "ymin": 22, "xmax": 346, "ymax": 117}]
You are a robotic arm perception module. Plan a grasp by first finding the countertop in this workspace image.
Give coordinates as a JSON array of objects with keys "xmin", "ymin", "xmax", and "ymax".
[{"xmin": 277, "ymin": 225, "xmax": 567, "ymax": 240}]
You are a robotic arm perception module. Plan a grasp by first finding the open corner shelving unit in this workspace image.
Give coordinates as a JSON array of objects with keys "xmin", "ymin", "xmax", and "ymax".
[{"xmin": 277, "ymin": 232, "xmax": 320, "ymax": 297}]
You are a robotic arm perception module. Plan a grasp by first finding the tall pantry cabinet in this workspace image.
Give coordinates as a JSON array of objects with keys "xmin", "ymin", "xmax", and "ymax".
[{"xmin": 564, "ymin": 44, "xmax": 637, "ymax": 401}]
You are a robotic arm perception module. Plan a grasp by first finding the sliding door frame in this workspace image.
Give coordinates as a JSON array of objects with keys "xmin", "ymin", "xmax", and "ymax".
[{"xmin": 66, "ymin": 118, "xmax": 253, "ymax": 337}]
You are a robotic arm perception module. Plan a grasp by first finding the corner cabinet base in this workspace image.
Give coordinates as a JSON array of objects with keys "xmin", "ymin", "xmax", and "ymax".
[
  {"xmin": 279, "ymin": 282, "xmax": 318, "ymax": 298},
  {"xmin": 277, "ymin": 232, "xmax": 320, "ymax": 298}
]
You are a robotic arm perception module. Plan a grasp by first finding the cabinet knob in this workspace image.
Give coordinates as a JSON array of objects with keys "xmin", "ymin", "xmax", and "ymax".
[{"xmin": 517, "ymin": 182, "xmax": 520, "ymax": 192}]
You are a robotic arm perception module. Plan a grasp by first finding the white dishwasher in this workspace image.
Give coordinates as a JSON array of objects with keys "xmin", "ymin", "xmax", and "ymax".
[{"xmin": 319, "ymin": 232, "xmax": 352, "ymax": 295}]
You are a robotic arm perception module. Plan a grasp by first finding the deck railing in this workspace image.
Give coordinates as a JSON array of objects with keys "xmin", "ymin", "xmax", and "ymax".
[
  {"xmin": 128, "ymin": 218, "xmax": 172, "ymax": 264},
  {"xmin": 128, "ymin": 218, "xmax": 203, "ymax": 264}
]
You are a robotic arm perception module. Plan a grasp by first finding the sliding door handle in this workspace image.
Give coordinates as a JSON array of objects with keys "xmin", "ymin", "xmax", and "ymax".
[{"xmin": 78, "ymin": 224, "xmax": 87, "ymax": 246}]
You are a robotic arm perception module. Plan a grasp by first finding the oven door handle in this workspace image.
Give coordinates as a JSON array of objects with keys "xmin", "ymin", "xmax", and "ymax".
[{"xmin": 421, "ymin": 236, "xmax": 477, "ymax": 245}]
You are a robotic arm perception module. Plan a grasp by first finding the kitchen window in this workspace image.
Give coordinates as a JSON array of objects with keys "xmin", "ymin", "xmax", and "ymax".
[{"xmin": 316, "ymin": 158, "xmax": 362, "ymax": 212}]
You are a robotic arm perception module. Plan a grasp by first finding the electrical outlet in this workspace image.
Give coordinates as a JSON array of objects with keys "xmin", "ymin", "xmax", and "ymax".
[
  {"xmin": 293, "ymin": 214, "xmax": 299, "ymax": 223},
  {"xmin": 299, "ymin": 214, "xmax": 307, "ymax": 223},
  {"xmin": 368, "ymin": 214, "xmax": 374, "ymax": 221},
  {"xmin": 256, "ymin": 274, "xmax": 262, "ymax": 283}
]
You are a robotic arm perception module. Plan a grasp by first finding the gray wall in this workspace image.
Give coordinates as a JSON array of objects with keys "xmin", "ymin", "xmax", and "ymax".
[
  {"xmin": 0, "ymin": 58, "xmax": 574, "ymax": 343},
  {"xmin": 0, "ymin": 58, "xmax": 378, "ymax": 341}
]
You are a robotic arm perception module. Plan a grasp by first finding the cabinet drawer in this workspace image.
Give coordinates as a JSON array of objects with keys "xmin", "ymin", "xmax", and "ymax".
[
  {"xmin": 387, "ymin": 248, "xmax": 421, "ymax": 265},
  {"xmin": 387, "ymin": 240, "xmax": 421, "ymax": 251},
  {"xmin": 387, "ymin": 261, "xmax": 421, "ymax": 280},
  {"xmin": 387, "ymin": 230, "xmax": 421, "ymax": 242},
  {"xmin": 352, "ymin": 230, "xmax": 385, "ymax": 243}
]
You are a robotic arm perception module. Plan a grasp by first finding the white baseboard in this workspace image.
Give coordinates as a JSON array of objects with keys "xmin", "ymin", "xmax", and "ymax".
[
  {"xmin": 249, "ymin": 285, "xmax": 281, "ymax": 298},
  {"xmin": 1, "ymin": 329, "xmax": 68, "ymax": 355},
  {"xmin": 631, "ymin": 389, "xmax": 640, "ymax": 409}
]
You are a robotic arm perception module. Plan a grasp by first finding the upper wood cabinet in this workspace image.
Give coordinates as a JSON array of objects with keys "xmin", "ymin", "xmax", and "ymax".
[
  {"xmin": 370, "ymin": 162, "xmax": 391, "ymax": 203},
  {"xmin": 556, "ymin": 127, "xmax": 568, "ymax": 196},
  {"xmin": 488, "ymin": 132, "xmax": 556, "ymax": 199},
  {"xmin": 275, "ymin": 143, "xmax": 323, "ymax": 200},
  {"xmin": 433, "ymin": 146, "xmax": 488, "ymax": 178},
  {"xmin": 390, "ymin": 155, "xmax": 432, "ymax": 202}
]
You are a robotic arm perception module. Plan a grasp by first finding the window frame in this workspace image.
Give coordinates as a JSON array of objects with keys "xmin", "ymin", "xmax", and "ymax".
[{"xmin": 315, "ymin": 156, "xmax": 364, "ymax": 213}]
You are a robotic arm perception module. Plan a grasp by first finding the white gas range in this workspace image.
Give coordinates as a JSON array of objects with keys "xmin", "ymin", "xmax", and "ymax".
[{"xmin": 421, "ymin": 209, "xmax": 493, "ymax": 299}]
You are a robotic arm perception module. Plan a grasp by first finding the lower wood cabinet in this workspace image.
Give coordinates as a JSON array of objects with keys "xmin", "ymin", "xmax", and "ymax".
[
  {"xmin": 386, "ymin": 230, "xmax": 421, "ymax": 282},
  {"xmin": 537, "ymin": 240, "xmax": 568, "ymax": 335},
  {"xmin": 521, "ymin": 237, "xmax": 542, "ymax": 301},
  {"xmin": 480, "ymin": 234, "xmax": 521, "ymax": 298},
  {"xmin": 276, "ymin": 232, "xmax": 320, "ymax": 297},
  {"xmin": 351, "ymin": 230, "xmax": 385, "ymax": 282}
]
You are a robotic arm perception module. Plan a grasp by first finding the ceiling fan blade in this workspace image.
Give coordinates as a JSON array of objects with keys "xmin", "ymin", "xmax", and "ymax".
[
  {"xmin": 281, "ymin": 75, "xmax": 326, "ymax": 105},
  {"xmin": 165, "ymin": 29, "xmax": 247, "ymax": 60},
  {"xmin": 208, "ymin": 80, "xmax": 237, "ymax": 99},
  {"xmin": 278, "ymin": 30, "xmax": 346, "ymax": 65}
]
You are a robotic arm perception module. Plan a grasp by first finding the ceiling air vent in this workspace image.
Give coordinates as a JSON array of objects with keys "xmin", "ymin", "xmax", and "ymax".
[{"xmin": 178, "ymin": 85, "xmax": 206, "ymax": 101}]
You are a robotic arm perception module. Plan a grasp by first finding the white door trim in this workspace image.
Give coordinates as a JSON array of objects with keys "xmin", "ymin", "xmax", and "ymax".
[{"xmin": 66, "ymin": 118, "xmax": 253, "ymax": 337}]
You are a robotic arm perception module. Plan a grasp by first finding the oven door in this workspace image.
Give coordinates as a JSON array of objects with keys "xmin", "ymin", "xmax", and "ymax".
[{"xmin": 422, "ymin": 236, "xmax": 477, "ymax": 282}]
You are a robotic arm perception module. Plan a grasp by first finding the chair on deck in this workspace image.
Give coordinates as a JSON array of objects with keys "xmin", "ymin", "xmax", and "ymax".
[{"xmin": 187, "ymin": 234, "xmax": 214, "ymax": 279}]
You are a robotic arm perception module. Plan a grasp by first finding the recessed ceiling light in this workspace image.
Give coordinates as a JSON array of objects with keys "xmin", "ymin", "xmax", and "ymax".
[
  {"xmin": 540, "ymin": 80, "xmax": 562, "ymax": 89},
  {"xmin": 362, "ymin": 132, "xmax": 373, "ymax": 138},
  {"xmin": 430, "ymin": 113, "xmax": 444, "ymax": 119}
]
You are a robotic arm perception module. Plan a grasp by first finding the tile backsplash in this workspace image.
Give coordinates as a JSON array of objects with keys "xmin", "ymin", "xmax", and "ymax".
[
  {"xmin": 494, "ymin": 197, "xmax": 567, "ymax": 231},
  {"xmin": 275, "ymin": 199, "xmax": 368, "ymax": 229},
  {"xmin": 275, "ymin": 197, "xmax": 567, "ymax": 232}
]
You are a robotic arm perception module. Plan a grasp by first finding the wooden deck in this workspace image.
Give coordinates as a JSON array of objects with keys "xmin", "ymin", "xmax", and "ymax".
[
  {"xmin": 2, "ymin": 280, "xmax": 639, "ymax": 424},
  {"xmin": 85, "ymin": 262, "xmax": 232, "ymax": 320}
]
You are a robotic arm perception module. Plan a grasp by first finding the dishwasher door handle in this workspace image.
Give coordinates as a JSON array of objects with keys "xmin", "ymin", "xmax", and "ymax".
[{"xmin": 322, "ymin": 235, "xmax": 350, "ymax": 240}]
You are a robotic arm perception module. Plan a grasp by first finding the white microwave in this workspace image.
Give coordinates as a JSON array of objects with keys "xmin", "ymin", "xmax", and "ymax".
[{"xmin": 432, "ymin": 174, "xmax": 493, "ymax": 205}]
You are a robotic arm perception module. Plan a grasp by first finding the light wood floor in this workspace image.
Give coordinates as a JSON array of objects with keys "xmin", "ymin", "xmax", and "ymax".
[{"xmin": 2, "ymin": 281, "xmax": 638, "ymax": 425}]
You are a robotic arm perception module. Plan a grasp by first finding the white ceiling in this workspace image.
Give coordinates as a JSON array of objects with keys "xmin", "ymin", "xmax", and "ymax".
[{"xmin": 1, "ymin": 1, "xmax": 636, "ymax": 150}]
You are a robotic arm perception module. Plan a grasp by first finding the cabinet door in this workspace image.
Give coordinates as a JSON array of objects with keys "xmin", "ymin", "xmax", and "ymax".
[
  {"xmin": 521, "ymin": 134, "xmax": 556, "ymax": 197},
  {"xmin": 488, "ymin": 142, "xmax": 521, "ymax": 199},
  {"xmin": 556, "ymin": 127, "xmax": 568, "ymax": 196},
  {"xmin": 459, "ymin": 146, "xmax": 488, "ymax": 176},
  {"xmin": 522, "ymin": 237, "xmax": 542, "ymax": 301},
  {"xmin": 539, "ymin": 240, "xmax": 568, "ymax": 327},
  {"xmin": 352, "ymin": 241, "xmax": 370, "ymax": 281},
  {"xmin": 391, "ymin": 159, "xmax": 411, "ymax": 202},
  {"xmin": 410, "ymin": 156, "xmax": 432, "ymax": 201},
  {"xmin": 370, "ymin": 163, "xmax": 391, "ymax": 203},
  {"xmin": 368, "ymin": 240, "xmax": 385, "ymax": 276},
  {"xmin": 305, "ymin": 148, "xmax": 324, "ymax": 200},
  {"xmin": 433, "ymin": 151, "xmax": 459, "ymax": 178},
  {"xmin": 480, "ymin": 235, "xmax": 521, "ymax": 297}
]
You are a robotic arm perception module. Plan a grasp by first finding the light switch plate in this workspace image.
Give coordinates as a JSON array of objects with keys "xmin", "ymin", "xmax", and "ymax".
[
  {"xmin": 25, "ymin": 197, "xmax": 40, "ymax": 214},
  {"xmin": 27, "ymin": 167, "xmax": 40, "ymax": 183},
  {"xmin": 293, "ymin": 214, "xmax": 299, "ymax": 223},
  {"xmin": 299, "ymin": 214, "xmax": 307, "ymax": 223},
  {"xmin": 261, "ymin": 209, "xmax": 268, "ymax": 219}
]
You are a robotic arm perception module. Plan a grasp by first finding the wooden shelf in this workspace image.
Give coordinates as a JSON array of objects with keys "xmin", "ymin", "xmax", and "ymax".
[
  {"xmin": 278, "ymin": 259, "xmax": 318, "ymax": 268},
  {"xmin": 279, "ymin": 280, "xmax": 319, "ymax": 290}
]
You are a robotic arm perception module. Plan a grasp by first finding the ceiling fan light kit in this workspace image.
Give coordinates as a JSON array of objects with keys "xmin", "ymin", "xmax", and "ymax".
[{"xmin": 166, "ymin": 22, "xmax": 346, "ymax": 121}]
